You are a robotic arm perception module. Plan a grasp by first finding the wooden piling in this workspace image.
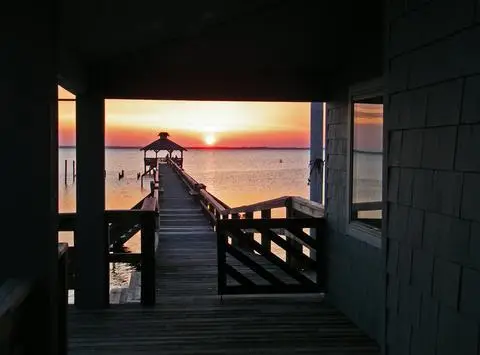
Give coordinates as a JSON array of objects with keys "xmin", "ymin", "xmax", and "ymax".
[
  {"xmin": 64, "ymin": 160, "xmax": 67, "ymax": 185},
  {"xmin": 72, "ymin": 160, "xmax": 76, "ymax": 181}
]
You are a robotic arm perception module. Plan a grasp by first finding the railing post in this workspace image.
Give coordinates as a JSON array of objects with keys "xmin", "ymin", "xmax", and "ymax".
[
  {"xmin": 217, "ymin": 222, "xmax": 227, "ymax": 295},
  {"xmin": 141, "ymin": 212, "xmax": 156, "ymax": 306},
  {"xmin": 231, "ymin": 213, "xmax": 241, "ymax": 248},
  {"xmin": 244, "ymin": 212, "xmax": 254, "ymax": 252},
  {"xmin": 260, "ymin": 209, "xmax": 272, "ymax": 252},
  {"xmin": 286, "ymin": 199, "xmax": 303, "ymax": 269}
]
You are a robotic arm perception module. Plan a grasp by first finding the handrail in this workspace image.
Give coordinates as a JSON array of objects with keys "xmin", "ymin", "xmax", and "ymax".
[
  {"xmin": 58, "ymin": 191, "xmax": 155, "ymax": 232},
  {"xmin": 225, "ymin": 196, "xmax": 290, "ymax": 215},
  {"xmin": 199, "ymin": 189, "xmax": 227, "ymax": 214},
  {"xmin": 141, "ymin": 196, "xmax": 158, "ymax": 211},
  {"xmin": 59, "ymin": 209, "xmax": 156, "ymax": 230},
  {"xmin": 210, "ymin": 193, "xmax": 231, "ymax": 209},
  {"xmin": 291, "ymin": 196, "xmax": 325, "ymax": 218},
  {"xmin": 223, "ymin": 196, "xmax": 324, "ymax": 217}
]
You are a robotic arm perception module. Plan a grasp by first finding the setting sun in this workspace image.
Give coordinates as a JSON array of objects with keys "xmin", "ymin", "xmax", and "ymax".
[
  {"xmin": 204, "ymin": 133, "xmax": 216, "ymax": 146},
  {"xmin": 58, "ymin": 87, "xmax": 311, "ymax": 147}
]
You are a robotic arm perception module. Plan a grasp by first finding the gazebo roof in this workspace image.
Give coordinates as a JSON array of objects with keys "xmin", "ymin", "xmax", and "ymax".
[{"xmin": 140, "ymin": 132, "xmax": 187, "ymax": 152}]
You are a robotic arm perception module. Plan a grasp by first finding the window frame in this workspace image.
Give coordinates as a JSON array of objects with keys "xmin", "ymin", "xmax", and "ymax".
[{"xmin": 346, "ymin": 78, "xmax": 384, "ymax": 248}]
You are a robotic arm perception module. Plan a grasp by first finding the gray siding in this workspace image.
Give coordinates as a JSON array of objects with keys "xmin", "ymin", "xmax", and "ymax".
[
  {"xmin": 325, "ymin": 101, "xmax": 384, "ymax": 342},
  {"xmin": 386, "ymin": 0, "xmax": 480, "ymax": 354}
]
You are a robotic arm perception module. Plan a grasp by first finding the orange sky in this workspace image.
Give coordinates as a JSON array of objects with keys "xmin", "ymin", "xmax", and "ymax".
[{"xmin": 58, "ymin": 87, "xmax": 311, "ymax": 147}]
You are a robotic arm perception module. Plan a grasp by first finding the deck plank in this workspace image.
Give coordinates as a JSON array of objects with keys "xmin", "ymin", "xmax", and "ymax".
[{"xmin": 68, "ymin": 164, "xmax": 379, "ymax": 354}]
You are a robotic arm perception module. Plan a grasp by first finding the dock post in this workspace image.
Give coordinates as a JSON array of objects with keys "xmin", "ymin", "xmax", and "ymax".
[
  {"xmin": 73, "ymin": 160, "xmax": 76, "ymax": 181},
  {"xmin": 64, "ymin": 159, "xmax": 67, "ymax": 185}
]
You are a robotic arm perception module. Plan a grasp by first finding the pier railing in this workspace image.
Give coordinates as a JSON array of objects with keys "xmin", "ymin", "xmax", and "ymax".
[
  {"xmin": 0, "ymin": 243, "xmax": 68, "ymax": 354},
  {"xmin": 217, "ymin": 217, "xmax": 325, "ymax": 294},
  {"xmin": 59, "ymin": 186, "xmax": 157, "ymax": 252},
  {"xmin": 167, "ymin": 156, "xmax": 323, "ymax": 221},
  {"xmin": 58, "ymin": 196, "xmax": 158, "ymax": 306},
  {"xmin": 168, "ymin": 156, "xmax": 326, "ymax": 295}
]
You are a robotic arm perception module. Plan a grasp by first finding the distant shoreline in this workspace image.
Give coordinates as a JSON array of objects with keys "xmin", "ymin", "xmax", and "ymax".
[{"xmin": 60, "ymin": 146, "xmax": 310, "ymax": 150}]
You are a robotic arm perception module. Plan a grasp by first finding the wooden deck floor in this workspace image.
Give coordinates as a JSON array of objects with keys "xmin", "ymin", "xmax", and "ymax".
[{"xmin": 68, "ymin": 164, "xmax": 380, "ymax": 354}]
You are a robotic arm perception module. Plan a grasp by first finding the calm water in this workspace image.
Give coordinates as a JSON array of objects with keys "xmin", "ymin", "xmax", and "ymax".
[{"xmin": 59, "ymin": 147, "xmax": 310, "ymax": 213}]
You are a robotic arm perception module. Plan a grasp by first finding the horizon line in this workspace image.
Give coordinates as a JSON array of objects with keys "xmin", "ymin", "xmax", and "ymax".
[{"xmin": 59, "ymin": 145, "xmax": 310, "ymax": 150}]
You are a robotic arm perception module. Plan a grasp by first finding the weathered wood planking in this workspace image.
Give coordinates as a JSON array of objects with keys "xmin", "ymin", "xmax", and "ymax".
[
  {"xmin": 68, "ymin": 295, "xmax": 379, "ymax": 354},
  {"xmin": 68, "ymin": 163, "xmax": 379, "ymax": 354}
]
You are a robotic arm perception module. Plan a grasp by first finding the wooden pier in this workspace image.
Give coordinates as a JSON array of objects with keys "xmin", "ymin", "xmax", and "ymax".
[
  {"xmin": 1, "ymin": 148, "xmax": 378, "ymax": 354},
  {"xmin": 65, "ymin": 160, "xmax": 379, "ymax": 354}
]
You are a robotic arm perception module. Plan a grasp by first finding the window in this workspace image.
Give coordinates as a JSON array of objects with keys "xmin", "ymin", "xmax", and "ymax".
[{"xmin": 347, "ymin": 80, "xmax": 383, "ymax": 247}]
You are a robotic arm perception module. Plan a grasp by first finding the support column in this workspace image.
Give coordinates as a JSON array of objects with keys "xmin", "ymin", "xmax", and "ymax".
[
  {"xmin": 75, "ymin": 92, "xmax": 108, "ymax": 308},
  {"xmin": 0, "ymin": 2, "xmax": 59, "ymax": 353},
  {"xmin": 310, "ymin": 102, "xmax": 324, "ymax": 204}
]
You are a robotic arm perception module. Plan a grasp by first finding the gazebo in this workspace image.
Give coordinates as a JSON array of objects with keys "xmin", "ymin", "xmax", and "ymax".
[{"xmin": 140, "ymin": 132, "xmax": 187, "ymax": 172}]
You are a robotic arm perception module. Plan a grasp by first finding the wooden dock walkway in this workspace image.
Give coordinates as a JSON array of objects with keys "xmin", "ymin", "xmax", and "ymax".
[{"xmin": 68, "ymin": 163, "xmax": 379, "ymax": 354}]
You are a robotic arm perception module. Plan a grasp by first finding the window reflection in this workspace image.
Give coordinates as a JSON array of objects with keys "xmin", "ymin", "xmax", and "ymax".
[{"xmin": 351, "ymin": 98, "xmax": 383, "ymax": 230}]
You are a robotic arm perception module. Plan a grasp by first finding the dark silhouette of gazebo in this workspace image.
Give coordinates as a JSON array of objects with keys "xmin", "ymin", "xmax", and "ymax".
[{"xmin": 140, "ymin": 132, "xmax": 187, "ymax": 172}]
